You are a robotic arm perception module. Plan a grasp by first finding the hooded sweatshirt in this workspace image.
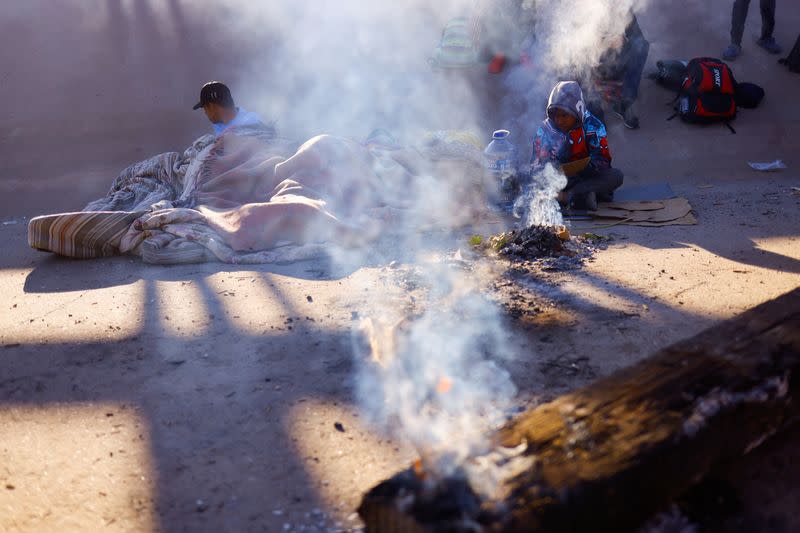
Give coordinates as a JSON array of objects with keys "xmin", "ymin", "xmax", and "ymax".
[{"xmin": 532, "ymin": 81, "xmax": 612, "ymax": 172}]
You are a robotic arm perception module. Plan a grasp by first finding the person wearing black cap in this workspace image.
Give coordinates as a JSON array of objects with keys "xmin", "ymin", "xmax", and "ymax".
[{"xmin": 193, "ymin": 81, "xmax": 264, "ymax": 136}]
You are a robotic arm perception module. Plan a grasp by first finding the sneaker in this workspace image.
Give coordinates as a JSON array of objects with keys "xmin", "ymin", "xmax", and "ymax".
[
  {"xmin": 757, "ymin": 37, "xmax": 782, "ymax": 54},
  {"xmin": 612, "ymin": 101, "xmax": 640, "ymax": 129},
  {"xmin": 722, "ymin": 43, "xmax": 741, "ymax": 60}
]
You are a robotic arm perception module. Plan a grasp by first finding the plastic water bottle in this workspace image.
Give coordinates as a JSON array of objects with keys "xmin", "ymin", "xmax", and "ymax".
[{"xmin": 483, "ymin": 130, "xmax": 518, "ymax": 208}]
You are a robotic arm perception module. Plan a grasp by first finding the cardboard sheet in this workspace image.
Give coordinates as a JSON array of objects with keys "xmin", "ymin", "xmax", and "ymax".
[{"xmin": 581, "ymin": 197, "xmax": 696, "ymax": 227}]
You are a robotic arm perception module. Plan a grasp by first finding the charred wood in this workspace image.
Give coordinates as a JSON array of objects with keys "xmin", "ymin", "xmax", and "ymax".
[{"xmin": 359, "ymin": 288, "xmax": 800, "ymax": 532}]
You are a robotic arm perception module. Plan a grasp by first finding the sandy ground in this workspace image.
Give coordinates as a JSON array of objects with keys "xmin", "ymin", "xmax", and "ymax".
[{"xmin": 2, "ymin": 2, "xmax": 800, "ymax": 532}]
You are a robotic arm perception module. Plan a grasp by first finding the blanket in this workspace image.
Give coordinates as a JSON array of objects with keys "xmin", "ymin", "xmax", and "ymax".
[
  {"xmin": 28, "ymin": 210, "xmax": 147, "ymax": 259},
  {"xmin": 30, "ymin": 123, "xmax": 484, "ymax": 264}
]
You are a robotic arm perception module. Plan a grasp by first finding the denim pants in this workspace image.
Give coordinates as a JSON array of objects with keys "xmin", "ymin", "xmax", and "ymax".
[
  {"xmin": 594, "ymin": 35, "xmax": 651, "ymax": 105},
  {"xmin": 620, "ymin": 36, "xmax": 651, "ymax": 104}
]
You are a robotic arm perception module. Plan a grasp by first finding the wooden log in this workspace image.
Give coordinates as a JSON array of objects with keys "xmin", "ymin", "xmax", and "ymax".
[{"xmin": 359, "ymin": 288, "xmax": 800, "ymax": 532}]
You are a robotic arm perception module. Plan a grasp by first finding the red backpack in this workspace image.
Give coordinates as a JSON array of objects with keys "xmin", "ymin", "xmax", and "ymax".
[{"xmin": 673, "ymin": 57, "xmax": 737, "ymax": 130}]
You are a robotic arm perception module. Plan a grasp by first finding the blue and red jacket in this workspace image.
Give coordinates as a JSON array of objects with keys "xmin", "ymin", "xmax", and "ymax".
[{"xmin": 532, "ymin": 111, "xmax": 612, "ymax": 172}]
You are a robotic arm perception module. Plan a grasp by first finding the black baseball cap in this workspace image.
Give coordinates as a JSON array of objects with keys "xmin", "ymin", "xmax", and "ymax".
[{"xmin": 192, "ymin": 81, "xmax": 234, "ymax": 110}]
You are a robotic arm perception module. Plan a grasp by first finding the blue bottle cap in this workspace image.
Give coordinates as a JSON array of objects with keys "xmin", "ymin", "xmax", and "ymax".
[{"xmin": 492, "ymin": 129, "xmax": 510, "ymax": 139}]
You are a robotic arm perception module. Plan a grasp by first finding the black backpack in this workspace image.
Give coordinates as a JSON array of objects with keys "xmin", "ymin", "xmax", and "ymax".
[{"xmin": 779, "ymin": 34, "xmax": 800, "ymax": 73}]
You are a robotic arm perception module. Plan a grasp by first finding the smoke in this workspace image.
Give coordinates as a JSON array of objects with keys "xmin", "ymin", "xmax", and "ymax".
[
  {"xmin": 150, "ymin": 0, "xmax": 648, "ymax": 475},
  {"xmin": 19, "ymin": 0, "xmax": 645, "ymax": 478},
  {"xmin": 355, "ymin": 267, "xmax": 517, "ymax": 476},
  {"xmin": 1, "ymin": 0, "xmax": 655, "ymax": 483},
  {"xmin": 499, "ymin": 0, "xmax": 647, "ymax": 158},
  {"xmin": 254, "ymin": 0, "xmax": 644, "ymax": 477},
  {"xmin": 188, "ymin": 2, "xmax": 514, "ymax": 478},
  {"xmin": 522, "ymin": 0, "xmax": 641, "ymax": 74},
  {"xmin": 127, "ymin": 0, "xmax": 645, "ymax": 477},
  {"xmin": 514, "ymin": 163, "xmax": 568, "ymax": 227},
  {"xmin": 224, "ymin": 0, "xmax": 482, "ymax": 142}
]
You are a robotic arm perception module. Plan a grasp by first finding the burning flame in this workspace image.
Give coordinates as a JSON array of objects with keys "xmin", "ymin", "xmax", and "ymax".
[{"xmin": 413, "ymin": 457, "xmax": 428, "ymax": 480}]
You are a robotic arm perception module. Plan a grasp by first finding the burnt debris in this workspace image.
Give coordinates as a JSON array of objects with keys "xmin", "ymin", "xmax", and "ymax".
[
  {"xmin": 490, "ymin": 225, "xmax": 566, "ymax": 261},
  {"xmin": 358, "ymin": 467, "xmax": 489, "ymax": 533}
]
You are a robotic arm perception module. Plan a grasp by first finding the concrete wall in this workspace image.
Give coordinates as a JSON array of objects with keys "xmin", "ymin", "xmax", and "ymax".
[
  {"xmin": 0, "ymin": 1, "xmax": 270, "ymax": 185},
  {"xmin": 0, "ymin": 0, "xmax": 457, "ymax": 218}
]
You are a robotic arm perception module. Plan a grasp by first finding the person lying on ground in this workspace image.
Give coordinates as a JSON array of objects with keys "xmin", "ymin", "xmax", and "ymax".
[
  {"xmin": 592, "ymin": 9, "xmax": 650, "ymax": 129},
  {"xmin": 192, "ymin": 81, "xmax": 266, "ymax": 136},
  {"xmin": 532, "ymin": 81, "xmax": 623, "ymax": 211}
]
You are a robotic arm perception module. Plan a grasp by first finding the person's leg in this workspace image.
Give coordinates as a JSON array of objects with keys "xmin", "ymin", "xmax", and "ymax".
[
  {"xmin": 565, "ymin": 166, "xmax": 624, "ymax": 198},
  {"xmin": 610, "ymin": 36, "xmax": 650, "ymax": 128},
  {"xmin": 755, "ymin": 0, "xmax": 781, "ymax": 53},
  {"xmin": 620, "ymin": 37, "xmax": 650, "ymax": 105},
  {"xmin": 731, "ymin": 0, "xmax": 752, "ymax": 46},
  {"xmin": 759, "ymin": 0, "xmax": 776, "ymax": 39},
  {"xmin": 597, "ymin": 167, "xmax": 624, "ymax": 202}
]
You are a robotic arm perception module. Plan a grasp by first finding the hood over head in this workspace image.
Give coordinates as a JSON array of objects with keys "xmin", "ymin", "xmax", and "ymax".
[{"xmin": 546, "ymin": 81, "xmax": 586, "ymax": 125}]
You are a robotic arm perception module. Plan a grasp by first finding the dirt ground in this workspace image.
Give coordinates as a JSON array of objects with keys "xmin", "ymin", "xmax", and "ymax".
[{"xmin": 2, "ymin": 2, "xmax": 800, "ymax": 532}]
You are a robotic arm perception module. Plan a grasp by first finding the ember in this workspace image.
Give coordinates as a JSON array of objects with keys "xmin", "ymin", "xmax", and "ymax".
[
  {"xmin": 436, "ymin": 376, "xmax": 453, "ymax": 394},
  {"xmin": 360, "ymin": 442, "xmax": 534, "ymax": 532}
]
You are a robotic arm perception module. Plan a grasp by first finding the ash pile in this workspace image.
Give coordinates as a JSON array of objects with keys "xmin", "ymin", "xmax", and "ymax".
[
  {"xmin": 490, "ymin": 225, "xmax": 568, "ymax": 261},
  {"xmin": 481, "ymin": 225, "xmax": 610, "ymax": 271}
]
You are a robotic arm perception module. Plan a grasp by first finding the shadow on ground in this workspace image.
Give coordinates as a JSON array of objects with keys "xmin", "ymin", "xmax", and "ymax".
[{"xmin": 2, "ymin": 271, "xmax": 362, "ymax": 531}]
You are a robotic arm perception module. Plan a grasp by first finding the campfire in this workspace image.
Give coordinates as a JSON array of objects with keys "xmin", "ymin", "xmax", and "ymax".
[
  {"xmin": 359, "ymin": 440, "xmax": 533, "ymax": 533},
  {"xmin": 489, "ymin": 225, "xmax": 571, "ymax": 261}
]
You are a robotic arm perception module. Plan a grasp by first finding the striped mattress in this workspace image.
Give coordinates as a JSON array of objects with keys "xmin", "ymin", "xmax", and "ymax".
[{"xmin": 28, "ymin": 211, "xmax": 145, "ymax": 259}]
